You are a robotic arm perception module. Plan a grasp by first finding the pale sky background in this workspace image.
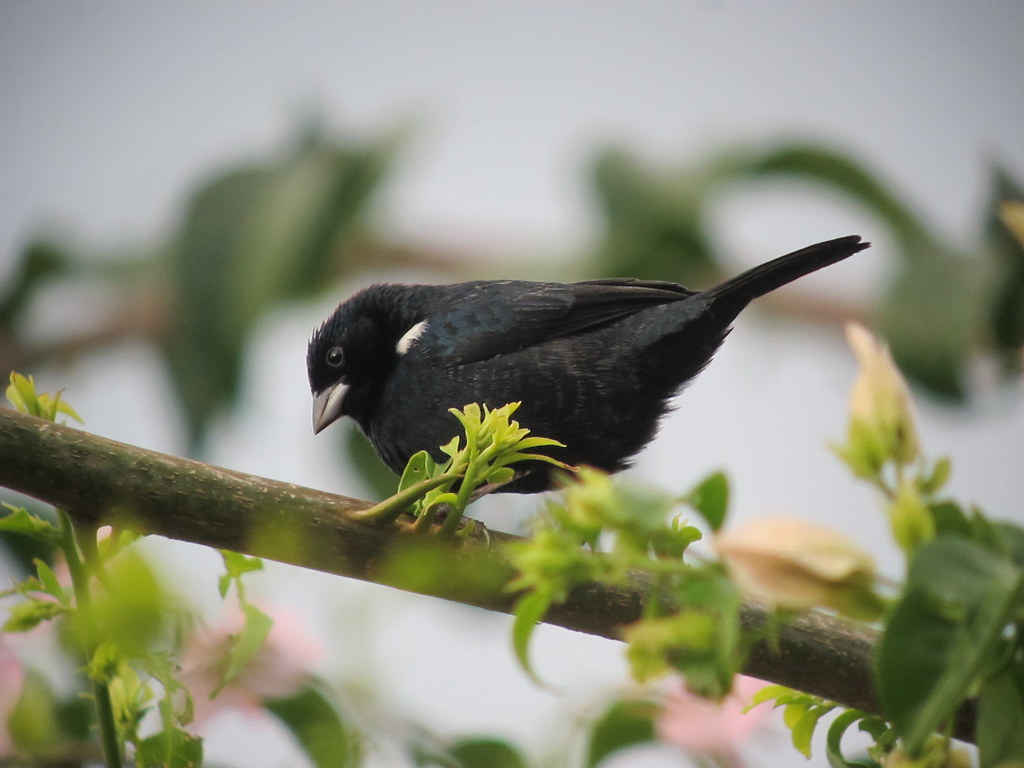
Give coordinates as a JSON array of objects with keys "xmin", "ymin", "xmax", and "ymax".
[{"xmin": 1, "ymin": 3, "xmax": 1023, "ymax": 767}]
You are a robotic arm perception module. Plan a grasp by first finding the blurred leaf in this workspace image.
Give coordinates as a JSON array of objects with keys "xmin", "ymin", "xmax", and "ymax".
[
  {"xmin": 585, "ymin": 698, "xmax": 658, "ymax": 768},
  {"xmin": 511, "ymin": 589, "xmax": 552, "ymax": 685},
  {"xmin": 0, "ymin": 503, "xmax": 61, "ymax": 547},
  {"xmin": 878, "ymin": 248, "xmax": 985, "ymax": 400},
  {"xmin": 790, "ymin": 704, "xmax": 832, "ymax": 758},
  {"xmin": 217, "ymin": 549, "xmax": 263, "ymax": 598},
  {"xmin": 685, "ymin": 471, "xmax": 729, "ymax": 532},
  {"xmin": 162, "ymin": 128, "xmax": 397, "ymax": 449},
  {"xmin": 876, "ymin": 537, "xmax": 1023, "ymax": 753},
  {"xmin": 265, "ymin": 686, "xmax": 362, "ymax": 768},
  {"xmin": 825, "ymin": 709, "xmax": 879, "ymax": 768},
  {"xmin": 743, "ymin": 144, "xmax": 935, "ymax": 255},
  {"xmin": 8, "ymin": 669, "xmax": 62, "ymax": 751},
  {"xmin": 448, "ymin": 737, "xmax": 528, "ymax": 768},
  {"xmin": 0, "ymin": 240, "xmax": 69, "ymax": 331},
  {"xmin": 136, "ymin": 727, "xmax": 203, "ymax": 768},
  {"xmin": 2, "ymin": 598, "xmax": 64, "ymax": 632},
  {"xmin": 987, "ymin": 167, "xmax": 1024, "ymax": 375},
  {"xmin": 977, "ymin": 668, "xmax": 1024, "ymax": 768},
  {"xmin": 928, "ymin": 500, "xmax": 971, "ymax": 538},
  {"xmin": 81, "ymin": 550, "xmax": 174, "ymax": 655},
  {"xmin": 0, "ymin": 502, "xmax": 59, "ymax": 585},
  {"xmin": 214, "ymin": 602, "xmax": 273, "ymax": 697},
  {"xmin": 918, "ymin": 456, "xmax": 952, "ymax": 496},
  {"xmin": 745, "ymin": 147, "xmax": 982, "ymax": 401},
  {"xmin": 590, "ymin": 147, "xmax": 718, "ymax": 283},
  {"xmin": 588, "ymin": 140, "xmax": 1018, "ymax": 400}
]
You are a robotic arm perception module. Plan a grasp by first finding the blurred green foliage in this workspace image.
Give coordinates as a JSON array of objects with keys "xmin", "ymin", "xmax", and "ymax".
[{"xmin": 591, "ymin": 143, "xmax": 1024, "ymax": 399}]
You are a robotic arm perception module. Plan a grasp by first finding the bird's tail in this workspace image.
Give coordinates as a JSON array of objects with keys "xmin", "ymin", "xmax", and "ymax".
[{"xmin": 703, "ymin": 235, "xmax": 869, "ymax": 319}]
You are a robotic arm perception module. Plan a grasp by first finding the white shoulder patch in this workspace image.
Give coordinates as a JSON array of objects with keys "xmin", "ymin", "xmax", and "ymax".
[{"xmin": 395, "ymin": 320, "xmax": 429, "ymax": 355}]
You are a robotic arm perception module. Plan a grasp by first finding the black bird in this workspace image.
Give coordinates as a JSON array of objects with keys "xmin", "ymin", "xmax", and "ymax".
[{"xmin": 308, "ymin": 235, "xmax": 868, "ymax": 492}]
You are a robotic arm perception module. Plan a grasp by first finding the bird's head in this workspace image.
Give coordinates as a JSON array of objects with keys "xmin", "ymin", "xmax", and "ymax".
[{"xmin": 307, "ymin": 286, "xmax": 429, "ymax": 435}]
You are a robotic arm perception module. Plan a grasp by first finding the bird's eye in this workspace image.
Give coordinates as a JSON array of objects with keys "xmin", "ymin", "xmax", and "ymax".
[{"xmin": 326, "ymin": 346, "xmax": 345, "ymax": 368}]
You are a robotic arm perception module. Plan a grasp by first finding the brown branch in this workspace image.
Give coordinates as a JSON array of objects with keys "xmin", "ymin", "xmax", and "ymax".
[{"xmin": 0, "ymin": 407, "xmax": 973, "ymax": 742}]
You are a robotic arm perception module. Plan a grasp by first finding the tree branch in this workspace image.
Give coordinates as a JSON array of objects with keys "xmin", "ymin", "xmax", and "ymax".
[{"xmin": 0, "ymin": 407, "xmax": 973, "ymax": 741}]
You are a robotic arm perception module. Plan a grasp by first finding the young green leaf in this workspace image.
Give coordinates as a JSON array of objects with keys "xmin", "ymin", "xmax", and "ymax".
[
  {"xmin": 218, "ymin": 550, "xmax": 264, "ymax": 598},
  {"xmin": 0, "ymin": 505, "xmax": 61, "ymax": 546},
  {"xmin": 213, "ymin": 602, "xmax": 274, "ymax": 698},
  {"xmin": 686, "ymin": 471, "xmax": 729, "ymax": 531},
  {"xmin": 919, "ymin": 456, "xmax": 952, "ymax": 495},
  {"xmin": 789, "ymin": 704, "xmax": 833, "ymax": 758},
  {"xmin": 2, "ymin": 598, "xmax": 64, "ymax": 632},
  {"xmin": 744, "ymin": 684, "xmax": 799, "ymax": 712},
  {"xmin": 511, "ymin": 589, "xmax": 553, "ymax": 685},
  {"xmin": 33, "ymin": 558, "xmax": 68, "ymax": 604},
  {"xmin": 825, "ymin": 709, "xmax": 878, "ymax": 768}
]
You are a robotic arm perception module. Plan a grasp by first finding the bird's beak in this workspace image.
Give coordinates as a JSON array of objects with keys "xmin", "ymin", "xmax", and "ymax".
[{"xmin": 312, "ymin": 382, "xmax": 349, "ymax": 434}]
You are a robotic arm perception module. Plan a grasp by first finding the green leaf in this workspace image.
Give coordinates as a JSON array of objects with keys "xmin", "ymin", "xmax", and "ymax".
[
  {"xmin": 977, "ymin": 669, "xmax": 1024, "ymax": 768},
  {"xmin": 218, "ymin": 549, "xmax": 263, "ymax": 597},
  {"xmin": 33, "ymin": 558, "xmax": 67, "ymax": 603},
  {"xmin": 136, "ymin": 728, "xmax": 203, "ymax": 768},
  {"xmin": 163, "ymin": 130, "xmax": 396, "ymax": 449},
  {"xmin": 790, "ymin": 704, "xmax": 833, "ymax": 758},
  {"xmin": 0, "ymin": 241, "xmax": 69, "ymax": 331},
  {"xmin": 448, "ymin": 738, "xmax": 527, "ymax": 768},
  {"xmin": 826, "ymin": 709, "xmax": 877, "ymax": 768},
  {"xmin": 511, "ymin": 589, "xmax": 552, "ymax": 685},
  {"xmin": 2, "ymin": 598, "xmax": 64, "ymax": 632},
  {"xmin": 743, "ymin": 145, "xmax": 935, "ymax": 256},
  {"xmin": 83, "ymin": 550, "xmax": 171, "ymax": 655},
  {"xmin": 880, "ymin": 250, "xmax": 983, "ymax": 401},
  {"xmin": 744, "ymin": 684, "xmax": 797, "ymax": 712},
  {"xmin": 929, "ymin": 501, "xmax": 971, "ymax": 538},
  {"xmin": 919, "ymin": 457, "xmax": 952, "ymax": 495},
  {"xmin": 986, "ymin": 168, "xmax": 1024, "ymax": 369},
  {"xmin": 585, "ymin": 699, "xmax": 658, "ymax": 768},
  {"xmin": 398, "ymin": 450, "xmax": 437, "ymax": 491},
  {"xmin": 7, "ymin": 670, "xmax": 61, "ymax": 750},
  {"xmin": 0, "ymin": 505, "xmax": 61, "ymax": 546},
  {"xmin": 220, "ymin": 550, "xmax": 264, "ymax": 580},
  {"xmin": 685, "ymin": 471, "xmax": 729, "ymax": 531},
  {"xmin": 87, "ymin": 641, "xmax": 123, "ymax": 684},
  {"xmin": 214, "ymin": 602, "xmax": 274, "ymax": 697},
  {"xmin": 876, "ymin": 537, "xmax": 1023, "ymax": 753},
  {"xmin": 265, "ymin": 686, "xmax": 362, "ymax": 768}
]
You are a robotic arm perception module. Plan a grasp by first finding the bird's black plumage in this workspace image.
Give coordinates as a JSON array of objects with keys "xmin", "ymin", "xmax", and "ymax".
[{"xmin": 308, "ymin": 235, "xmax": 868, "ymax": 492}]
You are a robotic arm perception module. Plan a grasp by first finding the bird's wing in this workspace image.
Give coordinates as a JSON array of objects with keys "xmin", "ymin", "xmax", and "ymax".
[
  {"xmin": 427, "ymin": 279, "xmax": 692, "ymax": 364},
  {"xmin": 559, "ymin": 278, "xmax": 695, "ymax": 335}
]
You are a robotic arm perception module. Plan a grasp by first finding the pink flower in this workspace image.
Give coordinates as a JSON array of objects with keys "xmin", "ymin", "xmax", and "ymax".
[
  {"xmin": 0, "ymin": 638, "xmax": 26, "ymax": 756},
  {"xmin": 178, "ymin": 605, "xmax": 323, "ymax": 725},
  {"xmin": 657, "ymin": 675, "xmax": 772, "ymax": 768}
]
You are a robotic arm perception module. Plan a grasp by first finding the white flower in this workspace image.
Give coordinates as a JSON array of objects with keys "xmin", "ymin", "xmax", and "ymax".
[{"xmin": 717, "ymin": 516, "xmax": 878, "ymax": 616}]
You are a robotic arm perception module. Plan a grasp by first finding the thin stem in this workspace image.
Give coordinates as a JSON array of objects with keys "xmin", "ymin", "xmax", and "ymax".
[
  {"xmin": 352, "ymin": 473, "xmax": 461, "ymax": 524},
  {"xmin": 59, "ymin": 511, "xmax": 123, "ymax": 768}
]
